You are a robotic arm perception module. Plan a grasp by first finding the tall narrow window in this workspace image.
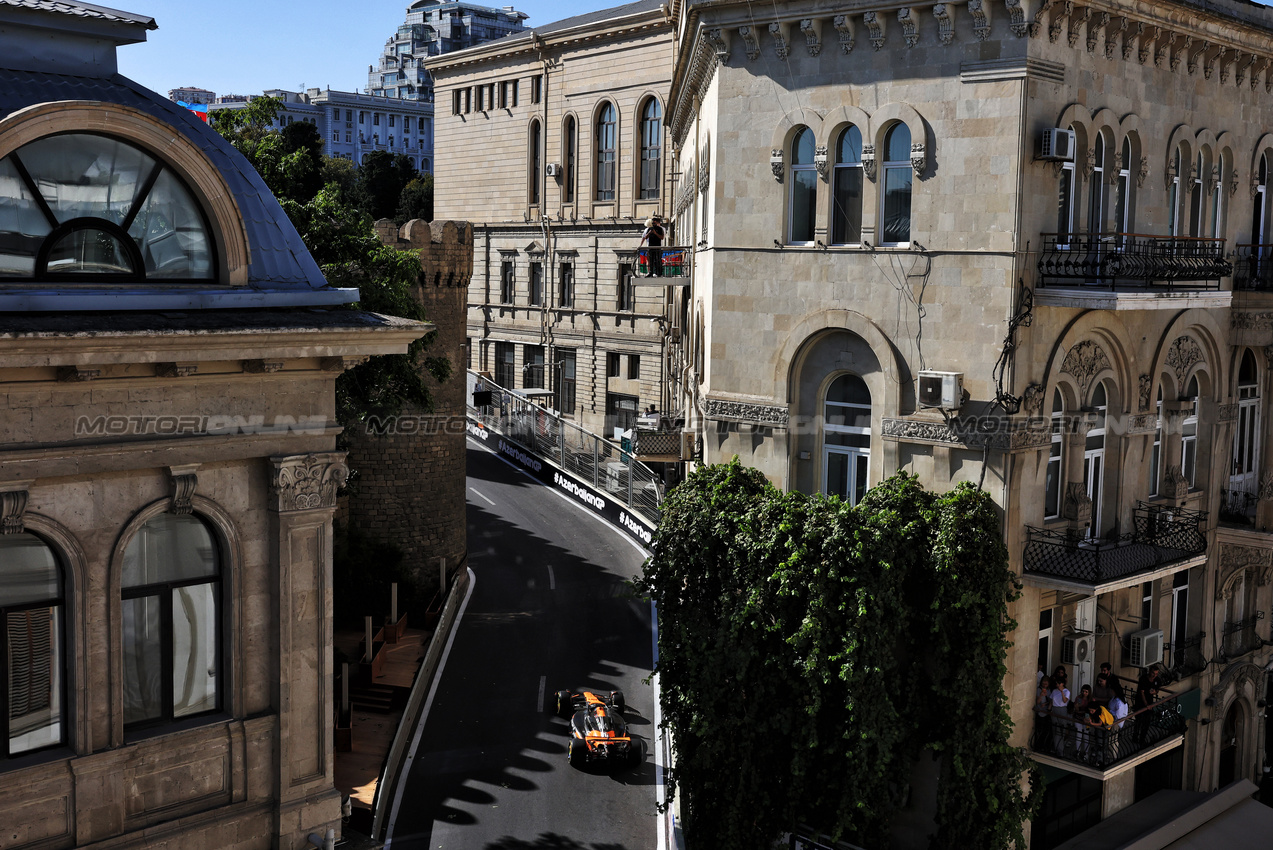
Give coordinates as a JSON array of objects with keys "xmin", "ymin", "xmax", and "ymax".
[
  {"xmin": 1150, "ymin": 386, "xmax": 1163, "ymax": 497},
  {"xmin": 528, "ymin": 260, "xmax": 542, "ymax": 306},
  {"xmin": 831, "ymin": 124, "xmax": 863, "ymax": 245},
  {"xmin": 556, "ymin": 348, "xmax": 576, "ymax": 415},
  {"xmin": 595, "ymin": 103, "xmax": 616, "ymax": 202},
  {"xmin": 1170, "ymin": 571, "xmax": 1190, "ymax": 668},
  {"xmin": 499, "ymin": 258, "xmax": 514, "ymax": 304},
  {"xmin": 494, "ymin": 342, "xmax": 515, "ymax": 387},
  {"xmin": 639, "ymin": 99, "xmax": 661, "ymax": 200},
  {"xmin": 1115, "ymin": 136, "xmax": 1132, "ymax": 236},
  {"xmin": 1211, "ymin": 152, "xmax": 1225, "ymax": 237},
  {"xmin": 524, "ymin": 345, "xmax": 544, "ymax": 389},
  {"xmin": 1168, "ymin": 146, "xmax": 1183, "ymax": 236},
  {"xmin": 558, "ymin": 261, "xmax": 574, "ymax": 307},
  {"xmin": 1189, "ymin": 152, "xmax": 1204, "ymax": 237},
  {"xmin": 1088, "ymin": 133, "xmax": 1106, "ymax": 232},
  {"xmin": 1084, "ymin": 381, "xmax": 1107, "ymax": 538},
  {"xmin": 563, "ymin": 116, "xmax": 576, "ymax": 205},
  {"xmin": 617, "ymin": 261, "xmax": 634, "ymax": 312},
  {"xmin": 531, "ymin": 75, "xmax": 542, "ymax": 104},
  {"xmin": 1182, "ymin": 375, "xmax": 1199, "ymax": 488},
  {"xmin": 788, "ymin": 127, "xmax": 817, "ymax": 244},
  {"xmin": 1232, "ymin": 350, "xmax": 1261, "ymax": 498},
  {"xmin": 122, "ymin": 513, "xmax": 221, "ymax": 728},
  {"xmin": 880, "ymin": 123, "xmax": 913, "ymax": 246},
  {"xmin": 528, "ymin": 119, "xmax": 542, "ymax": 206},
  {"xmin": 1253, "ymin": 154, "xmax": 1269, "ymax": 246},
  {"xmin": 1058, "ymin": 130, "xmax": 1077, "ymax": 245},
  {"xmin": 1045, "ymin": 390, "xmax": 1064, "ymax": 519},
  {"xmin": 823, "ymin": 374, "xmax": 872, "ymax": 505},
  {"xmin": 0, "ymin": 533, "xmax": 65, "ymax": 758}
]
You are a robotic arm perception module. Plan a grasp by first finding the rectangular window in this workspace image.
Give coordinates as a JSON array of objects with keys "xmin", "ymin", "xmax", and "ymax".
[
  {"xmin": 389, "ymin": 114, "xmax": 396, "ymax": 127},
  {"xmin": 1182, "ymin": 398, "xmax": 1198, "ymax": 487},
  {"xmin": 618, "ymin": 262, "xmax": 635, "ymax": 311},
  {"xmin": 524, "ymin": 345, "xmax": 544, "ymax": 389},
  {"xmin": 557, "ymin": 348, "xmax": 576, "ymax": 415},
  {"xmin": 333, "ymin": 133, "xmax": 339, "ymax": 142},
  {"xmin": 789, "ymin": 168, "xmax": 817, "ymax": 243},
  {"xmin": 529, "ymin": 261, "xmax": 542, "ymax": 306},
  {"xmin": 464, "ymin": 88, "xmax": 472, "ymax": 113},
  {"xmin": 511, "ymin": 80, "xmax": 519, "ymax": 107},
  {"xmin": 531, "ymin": 75, "xmax": 543, "ymax": 104},
  {"xmin": 498, "ymin": 82, "xmax": 507, "ymax": 109},
  {"xmin": 452, "ymin": 90, "xmax": 462, "ymax": 115},
  {"xmin": 374, "ymin": 113, "xmax": 381, "ymax": 126},
  {"xmin": 558, "ymin": 262, "xmax": 573, "ymax": 307},
  {"xmin": 494, "ymin": 342, "xmax": 515, "ymax": 388},
  {"xmin": 881, "ymin": 163, "xmax": 913, "ymax": 246},
  {"xmin": 499, "ymin": 259, "xmax": 514, "ymax": 304},
  {"xmin": 607, "ymin": 352, "xmax": 620, "ymax": 378},
  {"xmin": 1045, "ymin": 404, "xmax": 1062, "ymax": 518},
  {"xmin": 627, "ymin": 354, "xmax": 640, "ymax": 380}
]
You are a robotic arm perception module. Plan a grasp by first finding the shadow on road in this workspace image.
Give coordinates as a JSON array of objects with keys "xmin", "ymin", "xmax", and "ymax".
[{"xmin": 484, "ymin": 835, "xmax": 633, "ymax": 850}]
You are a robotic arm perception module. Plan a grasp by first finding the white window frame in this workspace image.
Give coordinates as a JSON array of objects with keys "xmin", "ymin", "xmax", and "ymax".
[
  {"xmin": 878, "ymin": 123, "xmax": 913, "ymax": 248},
  {"xmin": 787, "ymin": 127, "xmax": 817, "ymax": 245},
  {"xmin": 1182, "ymin": 376, "xmax": 1199, "ymax": 489},
  {"xmin": 1083, "ymin": 381, "xmax": 1107, "ymax": 538},
  {"xmin": 822, "ymin": 375, "xmax": 871, "ymax": 506}
]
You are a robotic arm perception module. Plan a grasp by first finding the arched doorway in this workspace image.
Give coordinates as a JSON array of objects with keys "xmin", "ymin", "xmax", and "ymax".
[{"xmin": 1219, "ymin": 701, "xmax": 1245, "ymax": 787}]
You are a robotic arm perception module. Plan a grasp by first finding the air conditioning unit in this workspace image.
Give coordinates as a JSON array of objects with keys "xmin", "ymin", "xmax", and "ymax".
[
  {"xmin": 917, "ymin": 371, "xmax": 964, "ymax": 411},
  {"xmin": 1129, "ymin": 628, "xmax": 1164, "ymax": 668},
  {"xmin": 1061, "ymin": 632, "xmax": 1094, "ymax": 666},
  {"xmin": 545, "ymin": 162, "xmax": 561, "ymax": 177},
  {"xmin": 1038, "ymin": 128, "xmax": 1075, "ymax": 161}
]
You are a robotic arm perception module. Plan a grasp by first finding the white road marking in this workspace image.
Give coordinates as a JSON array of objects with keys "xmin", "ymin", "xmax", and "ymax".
[
  {"xmin": 538, "ymin": 675, "xmax": 546, "ymax": 713},
  {"xmin": 547, "ymin": 564, "xmax": 556, "ymax": 590},
  {"xmin": 469, "ymin": 486, "xmax": 495, "ymax": 505}
]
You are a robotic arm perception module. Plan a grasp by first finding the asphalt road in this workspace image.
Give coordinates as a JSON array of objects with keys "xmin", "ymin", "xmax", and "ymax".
[{"xmin": 385, "ymin": 440, "xmax": 660, "ymax": 850}]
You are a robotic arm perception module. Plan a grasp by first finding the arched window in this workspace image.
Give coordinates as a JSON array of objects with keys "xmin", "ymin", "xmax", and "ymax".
[
  {"xmin": 0, "ymin": 533, "xmax": 65, "ymax": 758},
  {"xmin": 0, "ymin": 134, "xmax": 214, "ymax": 280},
  {"xmin": 1114, "ymin": 136, "xmax": 1132, "ymax": 236},
  {"xmin": 639, "ymin": 99, "xmax": 661, "ymax": 200},
  {"xmin": 1150, "ymin": 385, "xmax": 1163, "ymax": 497},
  {"xmin": 562, "ymin": 115, "xmax": 576, "ymax": 205},
  {"xmin": 1058, "ymin": 126, "xmax": 1078, "ymax": 244},
  {"xmin": 1251, "ymin": 154, "xmax": 1268, "ymax": 246},
  {"xmin": 1232, "ymin": 350, "xmax": 1261, "ymax": 499},
  {"xmin": 1084, "ymin": 381, "xmax": 1107, "ymax": 537},
  {"xmin": 595, "ymin": 103, "xmax": 616, "ymax": 202},
  {"xmin": 1088, "ymin": 133, "xmax": 1106, "ymax": 232},
  {"xmin": 880, "ymin": 123, "xmax": 913, "ymax": 246},
  {"xmin": 831, "ymin": 125, "xmax": 863, "ymax": 245},
  {"xmin": 1189, "ymin": 151, "xmax": 1205, "ymax": 237},
  {"xmin": 1182, "ymin": 375, "xmax": 1199, "ymax": 488},
  {"xmin": 1045, "ymin": 390, "xmax": 1064, "ymax": 519},
  {"xmin": 822, "ymin": 374, "xmax": 871, "ymax": 505},
  {"xmin": 122, "ymin": 513, "xmax": 221, "ymax": 728},
  {"xmin": 788, "ymin": 127, "xmax": 817, "ymax": 244},
  {"xmin": 1168, "ymin": 145, "xmax": 1183, "ymax": 236},
  {"xmin": 1212, "ymin": 152, "xmax": 1225, "ymax": 236},
  {"xmin": 528, "ymin": 119, "xmax": 542, "ymax": 206}
]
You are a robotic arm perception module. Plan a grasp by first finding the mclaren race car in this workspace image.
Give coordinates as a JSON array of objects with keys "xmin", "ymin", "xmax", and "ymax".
[{"xmin": 554, "ymin": 688, "xmax": 636, "ymax": 768}]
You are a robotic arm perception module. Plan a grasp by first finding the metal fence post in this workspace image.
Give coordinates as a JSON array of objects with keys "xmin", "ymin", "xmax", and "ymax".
[{"xmin": 592, "ymin": 437, "xmax": 600, "ymax": 489}]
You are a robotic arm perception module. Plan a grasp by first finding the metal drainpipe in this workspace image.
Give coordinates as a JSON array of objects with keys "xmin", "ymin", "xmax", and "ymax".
[{"xmin": 536, "ymin": 35, "xmax": 553, "ymax": 353}]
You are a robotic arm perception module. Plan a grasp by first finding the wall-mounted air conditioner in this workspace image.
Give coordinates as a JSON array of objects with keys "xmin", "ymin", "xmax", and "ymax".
[
  {"xmin": 1128, "ymin": 628, "xmax": 1164, "ymax": 668},
  {"xmin": 917, "ymin": 371, "xmax": 964, "ymax": 411},
  {"xmin": 1061, "ymin": 632, "xmax": 1093, "ymax": 666},
  {"xmin": 1038, "ymin": 128, "xmax": 1075, "ymax": 162},
  {"xmin": 545, "ymin": 162, "xmax": 561, "ymax": 177}
]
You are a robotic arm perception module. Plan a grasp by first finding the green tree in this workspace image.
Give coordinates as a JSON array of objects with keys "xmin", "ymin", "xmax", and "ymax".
[
  {"xmin": 357, "ymin": 150, "xmax": 418, "ymax": 220},
  {"xmin": 396, "ymin": 174, "xmax": 434, "ymax": 225},
  {"xmin": 635, "ymin": 461, "xmax": 1038, "ymax": 850}
]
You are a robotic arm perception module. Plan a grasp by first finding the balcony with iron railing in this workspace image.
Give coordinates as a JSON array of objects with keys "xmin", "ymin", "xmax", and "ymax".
[
  {"xmin": 1036, "ymin": 233, "xmax": 1231, "ymax": 309},
  {"xmin": 634, "ymin": 247, "xmax": 690, "ymax": 284},
  {"xmin": 1166, "ymin": 632, "xmax": 1207, "ymax": 677},
  {"xmin": 1232, "ymin": 244, "xmax": 1273, "ymax": 291},
  {"xmin": 1029, "ymin": 691, "xmax": 1189, "ymax": 776},
  {"xmin": 1023, "ymin": 503, "xmax": 1207, "ymax": 592},
  {"xmin": 1221, "ymin": 612, "xmax": 1265, "ymax": 659},
  {"xmin": 1219, "ymin": 488, "xmax": 1259, "ymax": 527}
]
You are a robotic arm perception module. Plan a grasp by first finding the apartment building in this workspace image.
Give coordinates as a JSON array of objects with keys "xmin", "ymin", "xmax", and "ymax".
[
  {"xmin": 667, "ymin": 0, "xmax": 1273, "ymax": 844},
  {"xmin": 427, "ymin": 0, "xmax": 676, "ymax": 439},
  {"xmin": 167, "ymin": 85, "xmax": 215, "ymax": 104}
]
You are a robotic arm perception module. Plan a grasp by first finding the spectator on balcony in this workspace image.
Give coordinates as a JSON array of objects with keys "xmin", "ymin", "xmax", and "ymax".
[
  {"xmin": 1052, "ymin": 665, "xmax": 1068, "ymax": 692},
  {"xmin": 1134, "ymin": 667, "xmax": 1160, "ymax": 744},
  {"xmin": 1071, "ymin": 684, "xmax": 1093, "ymax": 758},
  {"xmin": 1099, "ymin": 661, "xmax": 1125, "ymax": 702},
  {"xmin": 1035, "ymin": 676, "xmax": 1054, "ymax": 752},
  {"xmin": 639, "ymin": 214, "xmax": 665, "ymax": 277},
  {"xmin": 1084, "ymin": 701, "xmax": 1115, "ymax": 765},
  {"xmin": 1092, "ymin": 671, "xmax": 1116, "ymax": 707},
  {"xmin": 1049, "ymin": 676, "xmax": 1072, "ymax": 755},
  {"xmin": 1109, "ymin": 690, "xmax": 1129, "ymax": 729}
]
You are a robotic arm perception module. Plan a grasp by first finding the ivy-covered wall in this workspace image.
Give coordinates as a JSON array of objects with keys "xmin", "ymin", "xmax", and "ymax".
[{"xmin": 637, "ymin": 460, "xmax": 1039, "ymax": 849}]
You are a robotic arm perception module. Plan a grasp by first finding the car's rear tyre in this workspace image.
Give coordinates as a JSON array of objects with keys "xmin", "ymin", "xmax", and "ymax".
[
  {"xmin": 610, "ymin": 690, "xmax": 625, "ymax": 714},
  {"xmin": 554, "ymin": 690, "xmax": 572, "ymax": 717},
  {"xmin": 568, "ymin": 737, "xmax": 588, "ymax": 767}
]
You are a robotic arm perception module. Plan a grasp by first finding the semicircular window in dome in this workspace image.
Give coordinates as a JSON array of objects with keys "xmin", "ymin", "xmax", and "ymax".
[{"xmin": 0, "ymin": 133, "xmax": 215, "ymax": 281}]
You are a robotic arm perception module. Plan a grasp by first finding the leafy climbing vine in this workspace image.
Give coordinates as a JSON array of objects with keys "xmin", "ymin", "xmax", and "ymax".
[{"xmin": 636, "ymin": 460, "xmax": 1039, "ymax": 850}]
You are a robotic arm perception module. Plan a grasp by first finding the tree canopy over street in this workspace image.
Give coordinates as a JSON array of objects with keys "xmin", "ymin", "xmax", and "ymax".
[{"xmin": 636, "ymin": 461, "xmax": 1039, "ymax": 850}]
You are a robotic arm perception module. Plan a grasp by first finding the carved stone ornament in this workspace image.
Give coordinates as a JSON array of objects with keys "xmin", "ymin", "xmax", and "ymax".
[
  {"xmin": 1166, "ymin": 336, "xmax": 1203, "ymax": 395},
  {"xmin": 1230, "ymin": 172, "xmax": 1240, "ymax": 198},
  {"xmin": 704, "ymin": 397, "xmax": 790, "ymax": 427},
  {"xmin": 968, "ymin": 0, "xmax": 991, "ymax": 41},
  {"xmin": 1187, "ymin": 39, "xmax": 1207, "ymax": 76},
  {"xmin": 156, "ymin": 362, "xmax": 198, "ymax": 378},
  {"xmin": 1231, "ymin": 312, "xmax": 1273, "ymax": 331},
  {"xmin": 1205, "ymin": 165, "xmax": 1220, "ymax": 198},
  {"xmin": 898, "ymin": 7, "xmax": 919, "ymax": 48},
  {"xmin": 56, "ymin": 365, "xmax": 101, "ymax": 382},
  {"xmin": 1171, "ymin": 34, "xmax": 1189, "ymax": 72},
  {"xmin": 1127, "ymin": 412, "xmax": 1158, "ymax": 434},
  {"xmin": 800, "ymin": 19, "xmax": 822, "ymax": 56},
  {"xmin": 933, "ymin": 4, "xmax": 955, "ymax": 46},
  {"xmin": 911, "ymin": 141, "xmax": 927, "ymax": 176},
  {"xmin": 1266, "ymin": 345, "xmax": 1273, "ymax": 370},
  {"xmin": 833, "ymin": 14, "xmax": 855, "ymax": 53},
  {"xmin": 880, "ymin": 418, "xmax": 1051, "ymax": 451},
  {"xmin": 814, "ymin": 145, "xmax": 829, "ymax": 180},
  {"xmin": 861, "ymin": 143, "xmax": 877, "ymax": 180},
  {"xmin": 864, "ymin": 11, "xmax": 885, "ymax": 50},
  {"xmin": 243, "ymin": 359, "xmax": 285, "ymax": 374},
  {"xmin": 1104, "ymin": 16, "xmax": 1125, "ymax": 59},
  {"xmin": 1260, "ymin": 474, "xmax": 1273, "ymax": 501},
  {"xmin": 0, "ymin": 484, "xmax": 31, "ymax": 535},
  {"xmin": 1155, "ymin": 30, "xmax": 1176, "ymax": 69},
  {"xmin": 1218, "ymin": 402, "xmax": 1239, "ymax": 422},
  {"xmin": 1162, "ymin": 465, "xmax": 1189, "ymax": 500},
  {"xmin": 1138, "ymin": 25, "xmax": 1156, "ymax": 66},
  {"xmin": 269, "ymin": 453, "xmax": 349, "ymax": 513},
  {"xmin": 1138, "ymin": 156, "xmax": 1149, "ymax": 188},
  {"xmin": 1022, "ymin": 382, "xmax": 1045, "ymax": 415},
  {"xmin": 1138, "ymin": 373, "xmax": 1152, "ymax": 412},
  {"xmin": 703, "ymin": 27, "xmax": 730, "ymax": 63},
  {"xmin": 768, "ymin": 21, "xmax": 790, "ymax": 60},
  {"xmin": 1048, "ymin": 2, "xmax": 1070, "ymax": 44},
  {"xmin": 1063, "ymin": 482, "xmax": 1092, "ymax": 523},
  {"xmin": 1164, "ymin": 156, "xmax": 1178, "ymax": 192},
  {"xmin": 168, "ymin": 464, "xmax": 199, "ymax": 515},
  {"xmin": 770, "ymin": 149, "xmax": 784, "ymax": 182},
  {"xmin": 1067, "ymin": 7, "xmax": 1087, "ymax": 49},
  {"xmin": 1060, "ymin": 340, "xmax": 1112, "ymax": 398},
  {"xmin": 738, "ymin": 25, "xmax": 760, "ymax": 60},
  {"xmin": 1006, "ymin": 0, "xmax": 1029, "ymax": 38},
  {"xmin": 1083, "ymin": 147, "xmax": 1096, "ymax": 179},
  {"xmin": 1086, "ymin": 11, "xmax": 1108, "ymax": 53},
  {"xmin": 321, "ymin": 355, "xmax": 370, "ymax": 372},
  {"xmin": 1124, "ymin": 21, "xmax": 1142, "ymax": 62},
  {"xmin": 1220, "ymin": 47, "xmax": 1234, "ymax": 83}
]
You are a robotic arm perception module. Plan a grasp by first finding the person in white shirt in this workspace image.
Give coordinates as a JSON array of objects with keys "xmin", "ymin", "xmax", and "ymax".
[{"xmin": 1050, "ymin": 679, "xmax": 1072, "ymax": 755}]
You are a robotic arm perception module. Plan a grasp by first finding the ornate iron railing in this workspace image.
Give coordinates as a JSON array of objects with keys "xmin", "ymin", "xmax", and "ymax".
[
  {"xmin": 632, "ymin": 429, "xmax": 682, "ymax": 458},
  {"xmin": 1024, "ymin": 503, "xmax": 1206, "ymax": 584},
  {"xmin": 1029, "ymin": 692, "xmax": 1187, "ymax": 770},
  {"xmin": 1219, "ymin": 488, "xmax": 1258, "ymax": 526},
  {"xmin": 1232, "ymin": 244, "xmax": 1273, "ymax": 291},
  {"xmin": 1037, "ymin": 232, "xmax": 1229, "ymax": 289},
  {"xmin": 1166, "ymin": 632, "xmax": 1206, "ymax": 676},
  {"xmin": 636, "ymin": 246, "xmax": 689, "ymax": 278},
  {"xmin": 1221, "ymin": 612, "xmax": 1265, "ymax": 659}
]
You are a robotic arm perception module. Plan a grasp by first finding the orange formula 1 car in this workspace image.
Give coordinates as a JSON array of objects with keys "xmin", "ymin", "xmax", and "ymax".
[{"xmin": 553, "ymin": 688, "xmax": 635, "ymax": 768}]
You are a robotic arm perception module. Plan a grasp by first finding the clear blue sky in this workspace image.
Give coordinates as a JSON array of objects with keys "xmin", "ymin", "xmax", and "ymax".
[{"xmin": 117, "ymin": 0, "xmax": 613, "ymax": 98}]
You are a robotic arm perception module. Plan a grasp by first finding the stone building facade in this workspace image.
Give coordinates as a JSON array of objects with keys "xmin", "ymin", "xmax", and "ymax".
[
  {"xmin": 426, "ymin": 1, "xmax": 677, "ymax": 439},
  {"xmin": 668, "ymin": 0, "xmax": 1273, "ymax": 844},
  {"xmin": 0, "ymin": 3, "xmax": 428, "ymax": 848}
]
